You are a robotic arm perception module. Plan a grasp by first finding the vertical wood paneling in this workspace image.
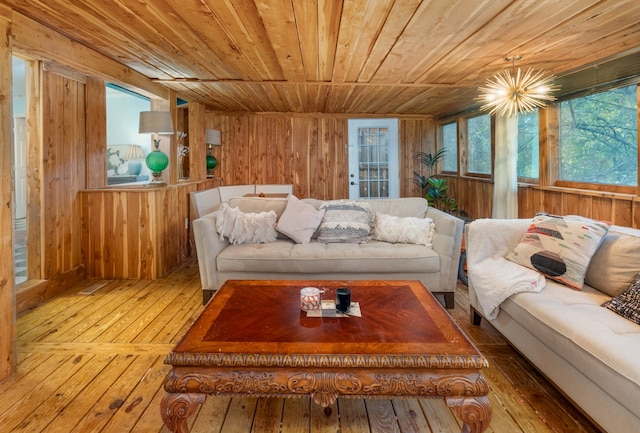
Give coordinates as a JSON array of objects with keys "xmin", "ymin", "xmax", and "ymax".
[
  {"xmin": 188, "ymin": 102, "xmax": 206, "ymax": 180},
  {"xmin": 81, "ymin": 180, "xmax": 219, "ymax": 279},
  {"xmin": 451, "ymin": 177, "xmax": 640, "ymax": 228},
  {"xmin": 84, "ymin": 77, "xmax": 106, "ymax": 188},
  {"xmin": 26, "ymin": 60, "xmax": 43, "ymax": 280},
  {"xmin": 206, "ymin": 113, "xmax": 428, "ymax": 200},
  {"xmin": 0, "ymin": 13, "xmax": 14, "ymax": 381}
]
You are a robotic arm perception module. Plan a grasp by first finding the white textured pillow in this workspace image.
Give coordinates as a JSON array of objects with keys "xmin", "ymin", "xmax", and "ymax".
[
  {"xmin": 277, "ymin": 195, "xmax": 325, "ymax": 244},
  {"xmin": 373, "ymin": 212, "xmax": 436, "ymax": 247},
  {"xmin": 215, "ymin": 203, "xmax": 277, "ymax": 245}
]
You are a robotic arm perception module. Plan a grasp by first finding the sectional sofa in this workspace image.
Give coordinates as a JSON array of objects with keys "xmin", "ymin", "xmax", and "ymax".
[{"xmin": 466, "ymin": 217, "xmax": 640, "ymax": 433}]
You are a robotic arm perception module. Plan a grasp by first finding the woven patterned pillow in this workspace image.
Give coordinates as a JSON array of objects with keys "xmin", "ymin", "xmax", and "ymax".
[
  {"xmin": 602, "ymin": 273, "xmax": 640, "ymax": 325},
  {"xmin": 317, "ymin": 201, "xmax": 373, "ymax": 243},
  {"xmin": 505, "ymin": 213, "xmax": 610, "ymax": 290}
]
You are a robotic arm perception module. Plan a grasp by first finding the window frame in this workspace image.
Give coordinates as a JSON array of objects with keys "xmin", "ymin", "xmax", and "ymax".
[{"xmin": 461, "ymin": 113, "xmax": 493, "ymax": 179}]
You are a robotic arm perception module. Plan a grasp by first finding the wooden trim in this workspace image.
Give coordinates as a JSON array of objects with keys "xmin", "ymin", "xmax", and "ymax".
[
  {"xmin": 539, "ymin": 104, "xmax": 559, "ymax": 187},
  {"xmin": 10, "ymin": 11, "xmax": 168, "ymax": 100},
  {"xmin": 15, "ymin": 266, "xmax": 85, "ymax": 314},
  {"xmin": 457, "ymin": 117, "xmax": 468, "ymax": 176},
  {"xmin": 0, "ymin": 16, "xmax": 14, "ymax": 381},
  {"xmin": 26, "ymin": 59, "xmax": 43, "ymax": 280},
  {"xmin": 188, "ymin": 102, "xmax": 206, "ymax": 180},
  {"xmin": 85, "ymin": 77, "xmax": 107, "ymax": 188}
]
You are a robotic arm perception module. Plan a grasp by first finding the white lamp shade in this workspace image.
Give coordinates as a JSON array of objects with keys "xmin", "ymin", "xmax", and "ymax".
[
  {"xmin": 139, "ymin": 111, "xmax": 174, "ymax": 134},
  {"xmin": 205, "ymin": 129, "xmax": 221, "ymax": 145},
  {"xmin": 123, "ymin": 144, "xmax": 146, "ymax": 160}
]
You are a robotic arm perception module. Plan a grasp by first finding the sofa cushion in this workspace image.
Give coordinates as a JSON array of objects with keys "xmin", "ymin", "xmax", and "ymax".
[
  {"xmin": 585, "ymin": 225, "xmax": 640, "ymax": 297},
  {"xmin": 215, "ymin": 203, "xmax": 277, "ymax": 245},
  {"xmin": 317, "ymin": 201, "xmax": 373, "ymax": 243},
  {"xmin": 505, "ymin": 213, "xmax": 610, "ymax": 290},
  {"xmin": 216, "ymin": 239, "xmax": 440, "ymax": 274},
  {"xmin": 373, "ymin": 212, "xmax": 435, "ymax": 247},
  {"xmin": 500, "ymin": 281, "xmax": 640, "ymax": 417},
  {"xmin": 365, "ymin": 197, "xmax": 430, "ymax": 218},
  {"xmin": 276, "ymin": 195, "xmax": 325, "ymax": 244},
  {"xmin": 602, "ymin": 273, "xmax": 640, "ymax": 325}
]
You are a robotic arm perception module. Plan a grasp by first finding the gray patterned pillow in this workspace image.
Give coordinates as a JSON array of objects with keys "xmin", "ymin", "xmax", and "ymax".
[
  {"xmin": 602, "ymin": 273, "xmax": 640, "ymax": 325},
  {"xmin": 317, "ymin": 201, "xmax": 373, "ymax": 243}
]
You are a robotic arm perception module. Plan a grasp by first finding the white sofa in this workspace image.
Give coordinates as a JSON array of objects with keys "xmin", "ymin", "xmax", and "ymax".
[
  {"xmin": 466, "ymin": 218, "xmax": 640, "ymax": 433},
  {"xmin": 192, "ymin": 188, "xmax": 464, "ymax": 307}
]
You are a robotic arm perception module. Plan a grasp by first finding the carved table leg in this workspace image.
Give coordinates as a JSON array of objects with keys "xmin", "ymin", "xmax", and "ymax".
[
  {"xmin": 160, "ymin": 392, "xmax": 206, "ymax": 433},
  {"xmin": 445, "ymin": 395, "xmax": 492, "ymax": 433}
]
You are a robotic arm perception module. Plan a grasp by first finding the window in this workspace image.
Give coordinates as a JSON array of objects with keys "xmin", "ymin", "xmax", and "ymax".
[
  {"xmin": 559, "ymin": 85, "xmax": 638, "ymax": 186},
  {"xmin": 517, "ymin": 110, "xmax": 539, "ymax": 181},
  {"xmin": 442, "ymin": 122, "xmax": 457, "ymax": 172},
  {"xmin": 105, "ymin": 84, "xmax": 151, "ymax": 185},
  {"xmin": 466, "ymin": 114, "xmax": 491, "ymax": 175}
]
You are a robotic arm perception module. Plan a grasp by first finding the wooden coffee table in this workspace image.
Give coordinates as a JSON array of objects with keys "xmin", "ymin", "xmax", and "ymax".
[{"xmin": 161, "ymin": 280, "xmax": 491, "ymax": 432}]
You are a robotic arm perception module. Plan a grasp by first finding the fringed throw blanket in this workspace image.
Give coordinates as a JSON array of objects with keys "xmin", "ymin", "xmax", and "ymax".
[{"xmin": 467, "ymin": 218, "xmax": 545, "ymax": 320}]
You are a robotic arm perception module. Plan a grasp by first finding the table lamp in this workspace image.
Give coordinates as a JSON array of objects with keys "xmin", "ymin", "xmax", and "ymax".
[
  {"xmin": 123, "ymin": 144, "xmax": 146, "ymax": 176},
  {"xmin": 139, "ymin": 111, "xmax": 174, "ymax": 183}
]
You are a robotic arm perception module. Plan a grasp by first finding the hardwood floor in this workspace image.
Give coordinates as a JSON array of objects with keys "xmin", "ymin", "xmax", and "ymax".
[{"xmin": 0, "ymin": 259, "xmax": 602, "ymax": 432}]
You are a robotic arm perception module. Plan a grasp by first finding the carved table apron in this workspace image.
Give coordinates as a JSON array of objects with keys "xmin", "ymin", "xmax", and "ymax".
[{"xmin": 161, "ymin": 280, "xmax": 491, "ymax": 433}]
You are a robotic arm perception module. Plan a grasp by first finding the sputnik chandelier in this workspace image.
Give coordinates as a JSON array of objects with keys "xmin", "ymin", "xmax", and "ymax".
[{"xmin": 477, "ymin": 55, "xmax": 560, "ymax": 117}]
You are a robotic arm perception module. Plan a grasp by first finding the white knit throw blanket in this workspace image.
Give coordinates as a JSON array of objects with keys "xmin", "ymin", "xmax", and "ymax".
[{"xmin": 466, "ymin": 218, "xmax": 545, "ymax": 320}]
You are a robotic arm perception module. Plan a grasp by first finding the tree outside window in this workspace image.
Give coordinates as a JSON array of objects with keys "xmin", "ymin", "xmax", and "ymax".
[
  {"xmin": 559, "ymin": 85, "xmax": 638, "ymax": 186},
  {"xmin": 467, "ymin": 114, "xmax": 491, "ymax": 175},
  {"xmin": 442, "ymin": 122, "xmax": 457, "ymax": 172},
  {"xmin": 517, "ymin": 110, "xmax": 539, "ymax": 181}
]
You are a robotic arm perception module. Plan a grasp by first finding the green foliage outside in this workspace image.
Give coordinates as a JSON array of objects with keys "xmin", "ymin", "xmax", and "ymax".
[
  {"xmin": 560, "ymin": 85, "xmax": 638, "ymax": 186},
  {"xmin": 467, "ymin": 114, "xmax": 491, "ymax": 174}
]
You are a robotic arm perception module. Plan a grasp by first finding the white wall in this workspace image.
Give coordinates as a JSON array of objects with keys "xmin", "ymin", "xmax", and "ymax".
[{"xmin": 105, "ymin": 86, "xmax": 151, "ymax": 149}]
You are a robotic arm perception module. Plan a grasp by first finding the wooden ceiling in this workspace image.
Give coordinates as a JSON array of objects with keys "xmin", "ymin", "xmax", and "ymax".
[{"xmin": 4, "ymin": 0, "xmax": 640, "ymax": 117}]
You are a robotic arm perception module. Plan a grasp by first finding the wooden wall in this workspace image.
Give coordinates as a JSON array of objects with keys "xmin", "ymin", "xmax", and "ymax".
[
  {"xmin": 41, "ymin": 70, "xmax": 86, "ymax": 279},
  {"xmin": 448, "ymin": 176, "xmax": 640, "ymax": 228},
  {"xmin": 205, "ymin": 113, "xmax": 432, "ymax": 200},
  {"xmin": 81, "ymin": 179, "xmax": 219, "ymax": 280},
  {"xmin": 0, "ymin": 7, "xmax": 14, "ymax": 381}
]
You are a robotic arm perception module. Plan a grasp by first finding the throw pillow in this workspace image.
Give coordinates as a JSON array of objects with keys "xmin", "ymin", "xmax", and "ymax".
[
  {"xmin": 276, "ymin": 195, "xmax": 325, "ymax": 244},
  {"xmin": 505, "ymin": 213, "xmax": 610, "ymax": 290},
  {"xmin": 317, "ymin": 201, "xmax": 373, "ymax": 243},
  {"xmin": 602, "ymin": 273, "xmax": 640, "ymax": 325},
  {"xmin": 584, "ymin": 226, "xmax": 640, "ymax": 297},
  {"xmin": 373, "ymin": 212, "xmax": 436, "ymax": 247},
  {"xmin": 215, "ymin": 203, "xmax": 277, "ymax": 245}
]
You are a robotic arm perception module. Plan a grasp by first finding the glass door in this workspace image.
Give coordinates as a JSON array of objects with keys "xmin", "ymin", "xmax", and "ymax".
[{"xmin": 348, "ymin": 118, "xmax": 399, "ymax": 199}]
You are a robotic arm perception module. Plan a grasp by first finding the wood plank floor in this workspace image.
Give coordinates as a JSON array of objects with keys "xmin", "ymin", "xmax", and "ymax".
[{"xmin": 0, "ymin": 259, "xmax": 602, "ymax": 432}]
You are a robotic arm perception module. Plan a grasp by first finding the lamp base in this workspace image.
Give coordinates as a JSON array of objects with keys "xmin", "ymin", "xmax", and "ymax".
[{"xmin": 149, "ymin": 171, "xmax": 165, "ymax": 184}]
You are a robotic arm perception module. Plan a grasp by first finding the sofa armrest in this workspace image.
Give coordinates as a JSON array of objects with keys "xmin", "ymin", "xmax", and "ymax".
[
  {"xmin": 424, "ymin": 207, "xmax": 464, "ymax": 293},
  {"xmin": 193, "ymin": 212, "xmax": 229, "ymax": 293},
  {"xmin": 466, "ymin": 218, "xmax": 532, "ymax": 318}
]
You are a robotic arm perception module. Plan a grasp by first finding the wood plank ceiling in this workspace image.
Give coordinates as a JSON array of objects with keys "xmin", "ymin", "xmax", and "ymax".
[{"xmin": 3, "ymin": 0, "xmax": 640, "ymax": 117}]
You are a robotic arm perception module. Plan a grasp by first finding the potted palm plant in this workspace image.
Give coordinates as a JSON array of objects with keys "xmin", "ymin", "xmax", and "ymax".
[{"xmin": 413, "ymin": 149, "xmax": 463, "ymax": 215}]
